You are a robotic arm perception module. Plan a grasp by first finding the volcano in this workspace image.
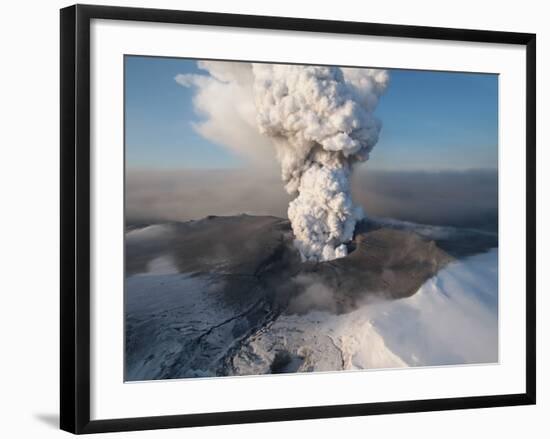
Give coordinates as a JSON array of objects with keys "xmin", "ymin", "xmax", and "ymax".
[{"xmin": 124, "ymin": 214, "xmax": 498, "ymax": 381}]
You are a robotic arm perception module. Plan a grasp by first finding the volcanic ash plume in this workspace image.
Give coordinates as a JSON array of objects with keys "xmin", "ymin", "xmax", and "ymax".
[{"xmin": 252, "ymin": 64, "xmax": 388, "ymax": 262}]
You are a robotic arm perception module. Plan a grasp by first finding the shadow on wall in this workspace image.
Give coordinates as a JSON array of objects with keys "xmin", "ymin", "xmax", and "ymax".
[{"xmin": 33, "ymin": 413, "xmax": 58, "ymax": 430}]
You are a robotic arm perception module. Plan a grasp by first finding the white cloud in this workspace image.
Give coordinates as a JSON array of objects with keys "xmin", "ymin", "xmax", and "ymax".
[{"xmin": 175, "ymin": 62, "xmax": 276, "ymax": 165}]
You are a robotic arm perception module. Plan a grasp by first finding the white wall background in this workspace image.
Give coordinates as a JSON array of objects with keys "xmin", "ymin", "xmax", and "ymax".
[{"xmin": 0, "ymin": 0, "xmax": 546, "ymax": 437}]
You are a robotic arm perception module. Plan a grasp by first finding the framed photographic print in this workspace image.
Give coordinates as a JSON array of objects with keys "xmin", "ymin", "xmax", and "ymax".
[{"xmin": 60, "ymin": 4, "xmax": 536, "ymax": 434}]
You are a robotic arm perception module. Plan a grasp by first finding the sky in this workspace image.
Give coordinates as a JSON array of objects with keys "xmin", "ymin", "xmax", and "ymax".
[{"xmin": 125, "ymin": 56, "xmax": 498, "ymax": 171}]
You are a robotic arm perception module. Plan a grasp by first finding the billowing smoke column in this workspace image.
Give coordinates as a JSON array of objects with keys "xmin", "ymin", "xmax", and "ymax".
[
  {"xmin": 252, "ymin": 65, "xmax": 388, "ymax": 262},
  {"xmin": 176, "ymin": 61, "xmax": 388, "ymax": 262}
]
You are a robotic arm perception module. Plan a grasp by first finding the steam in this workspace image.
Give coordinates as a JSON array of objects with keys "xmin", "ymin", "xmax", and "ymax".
[
  {"xmin": 253, "ymin": 65, "xmax": 388, "ymax": 261},
  {"xmin": 177, "ymin": 61, "xmax": 388, "ymax": 262}
]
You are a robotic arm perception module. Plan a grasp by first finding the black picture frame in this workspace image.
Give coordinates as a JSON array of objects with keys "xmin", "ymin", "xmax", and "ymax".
[{"xmin": 60, "ymin": 4, "xmax": 536, "ymax": 434}]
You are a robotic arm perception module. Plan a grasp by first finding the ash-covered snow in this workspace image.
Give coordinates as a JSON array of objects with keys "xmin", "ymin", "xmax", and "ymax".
[{"xmin": 125, "ymin": 272, "xmax": 275, "ymax": 380}]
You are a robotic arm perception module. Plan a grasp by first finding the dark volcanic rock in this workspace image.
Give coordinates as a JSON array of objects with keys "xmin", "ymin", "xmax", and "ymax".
[
  {"xmin": 125, "ymin": 214, "xmax": 295, "ymax": 276},
  {"xmin": 296, "ymin": 228, "xmax": 453, "ymax": 313},
  {"xmin": 357, "ymin": 217, "xmax": 498, "ymax": 259}
]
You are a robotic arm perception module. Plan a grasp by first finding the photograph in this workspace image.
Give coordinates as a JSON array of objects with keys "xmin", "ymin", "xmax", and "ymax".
[{"xmin": 124, "ymin": 56, "xmax": 499, "ymax": 382}]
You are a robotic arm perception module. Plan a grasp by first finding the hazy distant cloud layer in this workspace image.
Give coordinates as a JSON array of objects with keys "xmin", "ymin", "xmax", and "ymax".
[
  {"xmin": 126, "ymin": 168, "xmax": 290, "ymax": 224},
  {"xmin": 351, "ymin": 169, "xmax": 498, "ymax": 230},
  {"xmin": 126, "ymin": 168, "xmax": 497, "ymax": 231}
]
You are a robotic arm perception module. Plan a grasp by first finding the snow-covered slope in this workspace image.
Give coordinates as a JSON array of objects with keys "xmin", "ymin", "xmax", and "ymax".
[{"xmin": 231, "ymin": 249, "xmax": 498, "ymax": 375}]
